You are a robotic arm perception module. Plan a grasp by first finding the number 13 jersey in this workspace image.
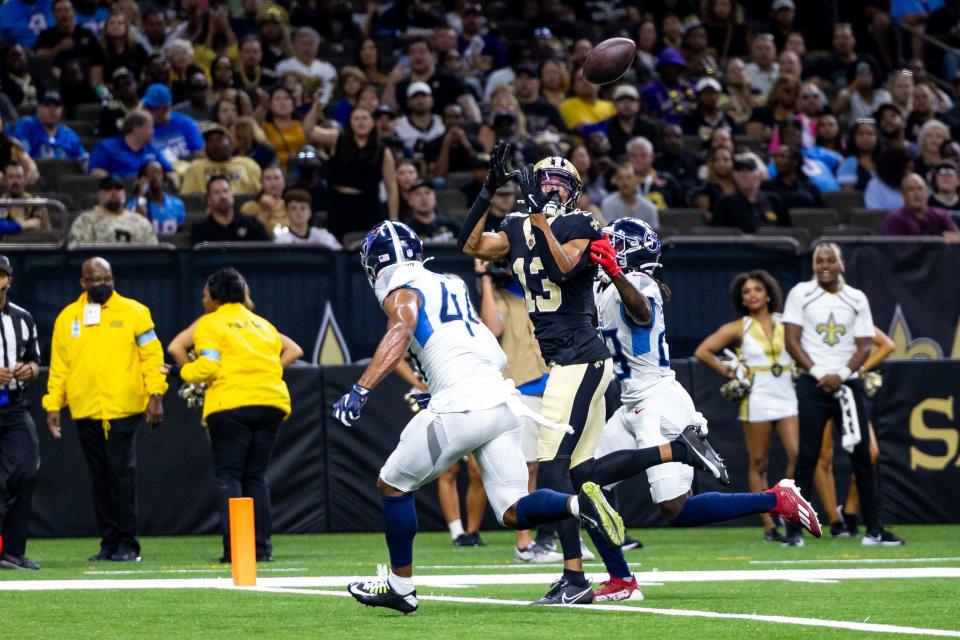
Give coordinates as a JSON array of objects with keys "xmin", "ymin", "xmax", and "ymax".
[{"xmin": 501, "ymin": 211, "xmax": 610, "ymax": 366}]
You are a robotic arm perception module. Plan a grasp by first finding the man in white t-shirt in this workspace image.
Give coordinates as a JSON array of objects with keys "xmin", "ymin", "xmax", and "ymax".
[
  {"xmin": 782, "ymin": 242, "xmax": 904, "ymax": 547},
  {"xmin": 394, "ymin": 82, "xmax": 445, "ymax": 156},
  {"xmin": 273, "ymin": 189, "xmax": 340, "ymax": 249},
  {"xmin": 275, "ymin": 27, "xmax": 336, "ymax": 107}
]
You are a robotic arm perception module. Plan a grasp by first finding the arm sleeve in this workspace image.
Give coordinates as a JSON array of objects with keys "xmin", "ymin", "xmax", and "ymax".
[
  {"xmin": 455, "ymin": 182, "xmax": 492, "ymax": 251},
  {"xmin": 180, "ymin": 316, "xmax": 222, "ymax": 383},
  {"xmin": 41, "ymin": 313, "xmax": 69, "ymax": 411},
  {"xmin": 781, "ymin": 285, "xmax": 804, "ymax": 326},
  {"xmin": 853, "ymin": 293, "xmax": 875, "ymax": 338},
  {"xmin": 134, "ymin": 306, "xmax": 169, "ymax": 396}
]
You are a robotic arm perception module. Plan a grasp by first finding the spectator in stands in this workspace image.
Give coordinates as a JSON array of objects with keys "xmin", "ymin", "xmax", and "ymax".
[
  {"xmin": 256, "ymin": 4, "xmax": 290, "ymax": 72},
  {"xmin": 0, "ymin": 0, "xmax": 53, "ymax": 49},
  {"xmin": 424, "ymin": 104, "xmax": 481, "ymax": 180},
  {"xmin": 233, "ymin": 116, "xmax": 277, "ymax": 171},
  {"xmin": 603, "ymin": 84, "xmax": 657, "ymax": 160},
  {"xmin": 236, "ymin": 35, "xmax": 276, "ymax": 95},
  {"xmin": 142, "ymin": 50, "xmax": 173, "ymax": 94},
  {"xmin": 181, "ymin": 125, "xmax": 262, "ymax": 196},
  {"xmin": 99, "ymin": 10, "xmax": 148, "ymax": 81},
  {"xmin": 0, "ymin": 163, "xmax": 48, "ymax": 232},
  {"xmin": 287, "ymin": 145, "xmax": 327, "ymax": 215},
  {"xmin": 482, "ymin": 180, "xmax": 519, "ymax": 233},
  {"xmin": 513, "ymin": 64, "xmax": 566, "ymax": 137},
  {"xmin": 387, "ymin": 37, "xmax": 480, "ymax": 122},
  {"xmin": 627, "ymin": 136, "xmax": 684, "ymax": 211},
  {"xmin": 404, "ymin": 180, "xmax": 460, "ymax": 243},
  {"xmin": 784, "ymin": 31, "xmax": 806, "ymax": 60},
  {"xmin": 810, "ymin": 23, "xmax": 881, "ymax": 95},
  {"xmin": 193, "ymin": 4, "xmax": 238, "ymax": 75},
  {"xmin": 539, "ymin": 59, "xmax": 569, "ymax": 110},
  {"xmin": 394, "ymin": 158, "xmax": 420, "ymax": 220},
  {"xmin": 777, "ymin": 50, "xmax": 802, "ymax": 79},
  {"xmin": 68, "ymin": 174, "xmax": 158, "ymax": 247},
  {"xmin": 12, "ymin": 90, "xmax": 88, "ymax": 169},
  {"xmin": 701, "ymin": 0, "xmax": 750, "ymax": 62},
  {"xmin": 929, "ymin": 161, "xmax": 960, "ymax": 218},
  {"xmin": 165, "ymin": 39, "xmax": 198, "ymax": 105},
  {"xmin": 907, "ymin": 82, "xmax": 951, "ymax": 142},
  {"xmin": 572, "ymin": 139, "xmax": 612, "ymax": 204},
  {"xmin": 914, "ymin": 119, "xmax": 952, "ymax": 178},
  {"xmin": 763, "ymin": 143, "xmax": 826, "ymax": 210},
  {"xmin": 888, "ymin": 69, "xmax": 914, "ymax": 117},
  {"xmin": 136, "ymin": 8, "xmax": 170, "ymax": 55},
  {"xmin": 210, "ymin": 56, "xmax": 253, "ymax": 118},
  {"xmin": 746, "ymin": 75, "xmax": 798, "ymax": 143},
  {"xmin": 478, "ymin": 88, "xmax": 529, "ymax": 153},
  {"xmin": 273, "ymin": 189, "xmax": 340, "ymax": 248},
  {"xmin": 275, "ymin": 27, "xmax": 336, "ymax": 108},
  {"xmin": 865, "ymin": 146, "xmax": 913, "ymax": 210},
  {"xmin": 692, "ymin": 146, "xmax": 736, "ymax": 221},
  {"xmin": 838, "ymin": 118, "xmax": 880, "ymax": 192},
  {"xmin": 770, "ymin": 0, "xmax": 797, "ymax": 51},
  {"xmin": 883, "ymin": 173, "xmax": 960, "ymax": 240},
  {"xmin": 190, "ymin": 175, "xmax": 269, "ymax": 244},
  {"xmin": 679, "ymin": 19, "xmax": 715, "ymax": 75},
  {"xmin": 35, "ymin": 0, "xmax": 105, "ymax": 90},
  {"xmin": 373, "ymin": 103, "xmax": 398, "ymax": 142},
  {"xmin": 656, "ymin": 123, "xmax": 702, "ymax": 193},
  {"xmin": 833, "ymin": 62, "xmax": 891, "ymax": 124},
  {"xmin": 331, "ymin": 67, "xmax": 369, "ymax": 127},
  {"xmin": 682, "ymin": 77, "xmax": 739, "ymax": 145},
  {"xmin": 256, "ymin": 86, "xmax": 308, "ymax": 173},
  {"xmin": 312, "ymin": 106, "xmax": 398, "ymax": 239},
  {"xmin": 1, "ymin": 44, "xmax": 45, "ymax": 112},
  {"xmin": 90, "ymin": 111, "xmax": 175, "ymax": 184},
  {"xmin": 794, "ymin": 82, "xmax": 825, "ymax": 148},
  {"xmin": 708, "ymin": 126, "xmax": 735, "ymax": 155},
  {"xmin": 96, "ymin": 68, "xmax": 139, "ymax": 137},
  {"xmin": 212, "ymin": 98, "xmax": 239, "ymax": 142},
  {"xmin": 601, "ymin": 163, "xmax": 659, "ymax": 227},
  {"xmin": 0, "ymin": 114, "xmax": 38, "ymax": 186},
  {"xmin": 356, "ymin": 37, "xmax": 388, "ymax": 89},
  {"xmin": 659, "ymin": 13, "xmax": 683, "ymax": 51},
  {"xmin": 173, "ymin": 71, "xmax": 213, "ymax": 125},
  {"xmin": 745, "ymin": 34, "xmax": 778, "ymax": 98},
  {"xmin": 561, "ymin": 68, "xmax": 615, "ymax": 139},
  {"xmin": 394, "ymin": 82, "xmax": 445, "ymax": 156},
  {"xmin": 240, "ymin": 165, "xmax": 287, "ymax": 236},
  {"xmin": 642, "ymin": 48, "xmax": 694, "ymax": 125},
  {"xmin": 140, "ymin": 84, "xmax": 204, "ymax": 171},
  {"xmin": 723, "ymin": 57, "xmax": 759, "ymax": 126},
  {"xmin": 127, "ymin": 160, "xmax": 185, "ymax": 235},
  {"xmin": 714, "ymin": 155, "xmax": 789, "ymax": 231},
  {"xmin": 815, "ymin": 113, "xmax": 843, "ymax": 157},
  {"xmin": 875, "ymin": 103, "xmax": 916, "ymax": 154},
  {"xmin": 772, "ymin": 118, "xmax": 840, "ymax": 194}
]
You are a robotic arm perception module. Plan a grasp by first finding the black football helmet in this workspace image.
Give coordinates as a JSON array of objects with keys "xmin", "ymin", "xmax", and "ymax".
[
  {"xmin": 360, "ymin": 220, "xmax": 424, "ymax": 286},
  {"xmin": 602, "ymin": 218, "xmax": 662, "ymax": 273}
]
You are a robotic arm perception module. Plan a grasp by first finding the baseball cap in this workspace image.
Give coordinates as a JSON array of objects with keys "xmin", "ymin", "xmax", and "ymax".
[
  {"xmin": 39, "ymin": 90, "xmax": 63, "ymax": 105},
  {"xmin": 0, "ymin": 256, "xmax": 12, "ymax": 276},
  {"xmin": 256, "ymin": 4, "xmax": 285, "ymax": 23},
  {"xmin": 112, "ymin": 67, "xmax": 135, "ymax": 86},
  {"xmin": 733, "ymin": 155, "xmax": 759, "ymax": 172},
  {"xmin": 656, "ymin": 47, "xmax": 686, "ymax": 69},
  {"xmin": 515, "ymin": 64, "xmax": 539, "ymax": 78},
  {"xmin": 772, "ymin": 0, "xmax": 795, "ymax": 11},
  {"xmin": 373, "ymin": 104, "xmax": 396, "ymax": 119},
  {"xmin": 406, "ymin": 81, "xmax": 432, "ymax": 98},
  {"xmin": 695, "ymin": 77, "xmax": 723, "ymax": 93},
  {"xmin": 202, "ymin": 123, "xmax": 231, "ymax": 139},
  {"xmin": 142, "ymin": 83, "xmax": 172, "ymax": 108},
  {"xmin": 98, "ymin": 174, "xmax": 125, "ymax": 190},
  {"xmin": 612, "ymin": 85, "xmax": 640, "ymax": 100},
  {"xmin": 410, "ymin": 179, "xmax": 434, "ymax": 192}
]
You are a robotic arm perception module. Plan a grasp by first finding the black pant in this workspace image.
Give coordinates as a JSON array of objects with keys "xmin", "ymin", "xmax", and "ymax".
[
  {"xmin": 0, "ymin": 407, "xmax": 39, "ymax": 556},
  {"xmin": 794, "ymin": 376, "xmax": 881, "ymax": 535},
  {"xmin": 76, "ymin": 414, "xmax": 142, "ymax": 554},
  {"xmin": 206, "ymin": 406, "xmax": 284, "ymax": 558}
]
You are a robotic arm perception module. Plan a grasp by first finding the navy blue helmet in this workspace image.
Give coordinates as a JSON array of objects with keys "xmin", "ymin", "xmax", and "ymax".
[
  {"xmin": 360, "ymin": 220, "xmax": 424, "ymax": 285},
  {"xmin": 602, "ymin": 218, "xmax": 661, "ymax": 272}
]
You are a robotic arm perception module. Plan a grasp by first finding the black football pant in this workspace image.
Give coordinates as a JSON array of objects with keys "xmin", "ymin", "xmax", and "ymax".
[
  {"xmin": 206, "ymin": 406, "xmax": 284, "ymax": 559},
  {"xmin": 76, "ymin": 414, "xmax": 142, "ymax": 555},
  {"xmin": 0, "ymin": 407, "xmax": 39, "ymax": 556},
  {"xmin": 793, "ymin": 376, "xmax": 881, "ymax": 536}
]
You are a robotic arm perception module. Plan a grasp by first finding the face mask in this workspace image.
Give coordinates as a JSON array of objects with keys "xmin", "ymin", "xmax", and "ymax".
[{"xmin": 87, "ymin": 284, "xmax": 113, "ymax": 304}]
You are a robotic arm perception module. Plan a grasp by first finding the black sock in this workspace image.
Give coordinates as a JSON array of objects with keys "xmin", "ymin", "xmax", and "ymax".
[
  {"xmin": 670, "ymin": 440, "xmax": 688, "ymax": 465},
  {"xmin": 563, "ymin": 568, "xmax": 587, "ymax": 586},
  {"xmin": 589, "ymin": 448, "xmax": 665, "ymax": 486}
]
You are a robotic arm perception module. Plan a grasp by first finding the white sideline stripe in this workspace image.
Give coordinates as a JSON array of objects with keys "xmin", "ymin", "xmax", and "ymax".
[
  {"xmin": 82, "ymin": 568, "xmax": 309, "ymax": 575},
  {"xmin": 750, "ymin": 557, "xmax": 960, "ymax": 565},
  {"xmin": 419, "ymin": 563, "xmax": 644, "ymax": 570},
  {"xmin": 2, "ymin": 567, "xmax": 960, "ymax": 591},
  {"xmin": 251, "ymin": 586, "xmax": 960, "ymax": 638},
  {"xmin": 789, "ymin": 579, "xmax": 840, "ymax": 584}
]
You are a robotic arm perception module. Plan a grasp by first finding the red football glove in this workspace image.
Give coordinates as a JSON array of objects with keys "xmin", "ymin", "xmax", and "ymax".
[{"xmin": 589, "ymin": 238, "xmax": 621, "ymax": 278}]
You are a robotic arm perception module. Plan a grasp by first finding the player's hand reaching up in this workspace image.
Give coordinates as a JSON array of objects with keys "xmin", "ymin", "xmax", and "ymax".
[
  {"xmin": 333, "ymin": 383, "xmax": 371, "ymax": 427},
  {"xmin": 515, "ymin": 164, "xmax": 559, "ymax": 213},
  {"xmin": 486, "ymin": 140, "xmax": 514, "ymax": 191},
  {"xmin": 589, "ymin": 238, "xmax": 622, "ymax": 278}
]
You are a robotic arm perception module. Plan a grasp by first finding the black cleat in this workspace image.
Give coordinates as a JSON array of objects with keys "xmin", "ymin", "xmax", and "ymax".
[
  {"xmin": 862, "ymin": 529, "xmax": 905, "ymax": 546},
  {"xmin": 110, "ymin": 548, "xmax": 142, "ymax": 562},
  {"xmin": 621, "ymin": 535, "xmax": 643, "ymax": 552},
  {"xmin": 453, "ymin": 532, "xmax": 486, "ymax": 547},
  {"xmin": 678, "ymin": 425, "xmax": 730, "ymax": 485},
  {"xmin": 89, "ymin": 549, "xmax": 115, "ymax": 562},
  {"xmin": 348, "ymin": 565, "xmax": 419, "ymax": 614},
  {"xmin": 578, "ymin": 482, "xmax": 625, "ymax": 547},
  {"xmin": 532, "ymin": 576, "xmax": 594, "ymax": 606},
  {"xmin": 764, "ymin": 527, "xmax": 785, "ymax": 542},
  {"xmin": 0, "ymin": 552, "xmax": 39, "ymax": 570}
]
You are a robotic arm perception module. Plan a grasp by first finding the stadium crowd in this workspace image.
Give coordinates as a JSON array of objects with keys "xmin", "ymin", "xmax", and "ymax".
[{"xmin": 0, "ymin": 0, "xmax": 957, "ymax": 248}]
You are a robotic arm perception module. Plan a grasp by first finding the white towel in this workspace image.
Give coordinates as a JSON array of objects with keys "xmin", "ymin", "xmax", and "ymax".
[{"xmin": 835, "ymin": 384, "xmax": 862, "ymax": 453}]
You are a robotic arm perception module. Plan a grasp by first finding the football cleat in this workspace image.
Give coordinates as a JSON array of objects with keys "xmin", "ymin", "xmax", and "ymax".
[
  {"xmin": 453, "ymin": 533, "xmax": 486, "ymax": 547},
  {"xmin": 678, "ymin": 425, "xmax": 731, "ymax": 485},
  {"xmin": 763, "ymin": 527, "xmax": 785, "ymax": 542},
  {"xmin": 514, "ymin": 542, "xmax": 564, "ymax": 564},
  {"xmin": 782, "ymin": 531, "xmax": 805, "ymax": 547},
  {"xmin": 532, "ymin": 576, "xmax": 594, "ymax": 606},
  {"xmin": 621, "ymin": 535, "xmax": 643, "ymax": 552},
  {"xmin": 347, "ymin": 565, "xmax": 419, "ymax": 614},
  {"xmin": 765, "ymin": 479, "xmax": 822, "ymax": 538},
  {"xmin": 594, "ymin": 575, "xmax": 643, "ymax": 602},
  {"xmin": 862, "ymin": 529, "xmax": 905, "ymax": 546},
  {"xmin": 838, "ymin": 505, "xmax": 860, "ymax": 536},
  {"xmin": 577, "ymin": 482, "xmax": 625, "ymax": 547}
]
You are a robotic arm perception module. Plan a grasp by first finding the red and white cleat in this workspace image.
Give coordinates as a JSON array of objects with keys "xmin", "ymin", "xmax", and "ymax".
[
  {"xmin": 594, "ymin": 575, "xmax": 644, "ymax": 602},
  {"xmin": 766, "ymin": 479, "xmax": 822, "ymax": 538}
]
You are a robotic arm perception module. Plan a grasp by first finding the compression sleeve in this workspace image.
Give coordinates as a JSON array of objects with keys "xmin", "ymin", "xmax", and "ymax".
[
  {"xmin": 529, "ymin": 224, "xmax": 592, "ymax": 283},
  {"xmin": 456, "ymin": 181, "xmax": 492, "ymax": 252}
]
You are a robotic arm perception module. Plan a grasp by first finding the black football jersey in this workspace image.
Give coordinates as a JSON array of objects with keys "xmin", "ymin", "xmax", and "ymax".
[{"xmin": 500, "ymin": 210, "xmax": 611, "ymax": 366}]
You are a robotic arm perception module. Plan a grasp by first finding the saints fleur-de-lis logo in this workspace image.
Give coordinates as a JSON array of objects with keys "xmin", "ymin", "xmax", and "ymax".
[{"xmin": 816, "ymin": 312, "xmax": 846, "ymax": 347}]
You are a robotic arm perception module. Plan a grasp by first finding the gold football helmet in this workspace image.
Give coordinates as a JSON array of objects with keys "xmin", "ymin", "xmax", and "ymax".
[{"xmin": 533, "ymin": 156, "xmax": 582, "ymax": 210}]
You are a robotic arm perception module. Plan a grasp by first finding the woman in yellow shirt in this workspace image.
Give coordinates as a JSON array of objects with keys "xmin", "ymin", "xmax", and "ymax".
[
  {"xmin": 258, "ymin": 86, "xmax": 308, "ymax": 172},
  {"xmin": 179, "ymin": 268, "xmax": 294, "ymax": 563}
]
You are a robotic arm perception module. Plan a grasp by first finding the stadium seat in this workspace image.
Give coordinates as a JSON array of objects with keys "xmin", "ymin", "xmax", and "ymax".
[
  {"xmin": 75, "ymin": 103, "xmax": 102, "ymax": 123},
  {"xmin": 690, "ymin": 225, "xmax": 744, "ymax": 236},
  {"xmin": 79, "ymin": 136, "xmax": 103, "ymax": 152},
  {"xmin": 181, "ymin": 193, "xmax": 207, "ymax": 214},
  {"xmin": 436, "ymin": 189, "xmax": 466, "ymax": 214},
  {"xmin": 656, "ymin": 226, "xmax": 679, "ymax": 240},
  {"xmin": 4, "ymin": 230, "xmax": 62, "ymax": 245},
  {"xmin": 823, "ymin": 190, "xmax": 865, "ymax": 224},
  {"xmin": 37, "ymin": 159, "xmax": 84, "ymax": 190},
  {"xmin": 757, "ymin": 225, "xmax": 810, "ymax": 248},
  {"xmin": 849, "ymin": 208, "xmax": 888, "ymax": 234},
  {"xmin": 64, "ymin": 120, "xmax": 94, "ymax": 136},
  {"xmin": 57, "ymin": 175, "xmax": 102, "ymax": 210},
  {"xmin": 343, "ymin": 231, "xmax": 367, "ymax": 250},
  {"xmin": 819, "ymin": 225, "xmax": 876, "ymax": 236},
  {"xmin": 445, "ymin": 172, "xmax": 474, "ymax": 190},
  {"xmin": 661, "ymin": 208, "xmax": 707, "ymax": 234},
  {"xmin": 682, "ymin": 135, "xmax": 703, "ymax": 154},
  {"xmin": 159, "ymin": 233, "xmax": 192, "ymax": 250},
  {"xmin": 788, "ymin": 208, "xmax": 839, "ymax": 239}
]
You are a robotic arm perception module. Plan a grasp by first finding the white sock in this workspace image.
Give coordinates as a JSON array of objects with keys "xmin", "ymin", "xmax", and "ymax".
[
  {"xmin": 569, "ymin": 496, "xmax": 580, "ymax": 517},
  {"xmin": 389, "ymin": 571, "xmax": 415, "ymax": 596},
  {"xmin": 448, "ymin": 518, "xmax": 465, "ymax": 540}
]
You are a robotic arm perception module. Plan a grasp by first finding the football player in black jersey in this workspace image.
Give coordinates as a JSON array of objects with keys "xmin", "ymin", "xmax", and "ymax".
[{"xmin": 458, "ymin": 142, "xmax": 728, "ymax": 605}]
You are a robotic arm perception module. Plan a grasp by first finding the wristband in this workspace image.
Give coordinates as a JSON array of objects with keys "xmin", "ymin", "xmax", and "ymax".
[
  {"xmin": 837, "ymin": 366, "xmax": 852, "ymax": 381},
  {"xmin": 809, "ymin": 365, "xmax": 829, "ymax": 380}
]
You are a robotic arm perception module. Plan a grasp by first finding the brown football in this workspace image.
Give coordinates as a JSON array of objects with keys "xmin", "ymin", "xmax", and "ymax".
[{"xmin": 582, "ymin": 37, "xmax": 637, "ymax": 85}]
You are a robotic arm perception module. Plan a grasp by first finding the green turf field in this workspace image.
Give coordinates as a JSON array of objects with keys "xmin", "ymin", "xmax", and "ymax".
[{"xmin": 2, "ymin": 526, "xmax": 959, "ymax": 639}]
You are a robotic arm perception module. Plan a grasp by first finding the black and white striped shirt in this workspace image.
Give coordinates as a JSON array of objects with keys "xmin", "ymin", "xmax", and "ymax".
[{"xmin": 0, "ymin": 301, "xmax": 40, "ymax": 394}]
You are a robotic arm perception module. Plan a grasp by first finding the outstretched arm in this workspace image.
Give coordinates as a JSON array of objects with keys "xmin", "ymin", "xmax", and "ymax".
[{"xmin": 458, "ymin": 140, "xmax": 514, "ymax": 259}]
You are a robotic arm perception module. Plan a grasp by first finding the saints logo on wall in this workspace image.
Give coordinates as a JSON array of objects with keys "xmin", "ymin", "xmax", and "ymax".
[{"xmin": 312, "ymin": 302, "xmax": 351, "ymax": 365}]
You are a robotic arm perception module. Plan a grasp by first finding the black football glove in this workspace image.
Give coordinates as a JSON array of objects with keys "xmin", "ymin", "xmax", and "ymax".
[
  {"xmin": 513, "ymin": 164, "xmax": 559, "ymax": 213},
  {"xmin": 485, "ymin": 140, "xmax": 514, "ymax": 191}
]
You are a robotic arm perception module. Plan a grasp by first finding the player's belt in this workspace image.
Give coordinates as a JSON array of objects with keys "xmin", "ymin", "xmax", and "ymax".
[{"xmin": 750, "ymin": 364, "xmax": 792, "ymax": 377}]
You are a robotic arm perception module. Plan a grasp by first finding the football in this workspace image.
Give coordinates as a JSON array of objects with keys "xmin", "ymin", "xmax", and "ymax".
[{"xmin": 582, "ymin": 37, "xmax": 638, "ymax": 85}]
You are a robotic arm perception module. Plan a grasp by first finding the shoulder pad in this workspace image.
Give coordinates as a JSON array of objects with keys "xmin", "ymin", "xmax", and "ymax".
[{"xmin": 375, "ymin": 262, "xmax": 427, "ymax": 305}]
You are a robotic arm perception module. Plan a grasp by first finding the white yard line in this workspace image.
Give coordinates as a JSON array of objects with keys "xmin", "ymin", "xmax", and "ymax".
[
  {"xmin": 418, "ymin": 563, "xmax": 644, "ymax": 570},
  {"xmin": 750, "ymin": 557, "xmax": 960, "ymax": 565},
  {"xmin": 251, "ymin": 586, "xmax": 960, "ymax": 638},
  {"xmin": 82, "ymin": 568, "xmax": 309, "ymax": 575}
]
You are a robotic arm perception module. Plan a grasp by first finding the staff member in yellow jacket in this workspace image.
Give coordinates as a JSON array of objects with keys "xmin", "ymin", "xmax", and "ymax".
[
  {"xmin": 43, "ymin": 257, "xmax": 167, "ymax": 563},
  {"xmin": 180, "ymin": 268, "xmax": 291, "ymax": 562}
]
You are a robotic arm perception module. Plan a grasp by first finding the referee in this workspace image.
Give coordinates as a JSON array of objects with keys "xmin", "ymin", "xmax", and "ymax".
[
  {"xmin": 0, "ymin": 256, "xmax": 41, "ymax": 570},
  {"xmin": 783, "ymin": 242, "xmax": 903, "ymax": 546}
]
